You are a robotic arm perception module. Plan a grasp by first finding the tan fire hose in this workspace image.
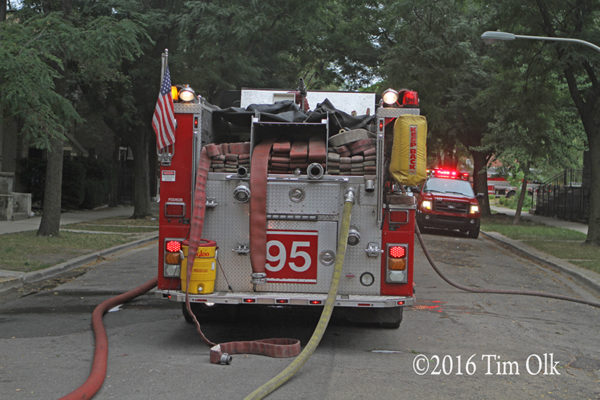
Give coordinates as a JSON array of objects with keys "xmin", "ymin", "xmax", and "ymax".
[{"xmin": 244, "ymin": 188, "xmax": 355, "ymax": 400}]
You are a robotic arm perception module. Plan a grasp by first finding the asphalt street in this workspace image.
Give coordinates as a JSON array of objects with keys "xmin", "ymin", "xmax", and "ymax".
[{"xmin": 0, "ymin": 232, "xmax": 598, "ymax": 400}]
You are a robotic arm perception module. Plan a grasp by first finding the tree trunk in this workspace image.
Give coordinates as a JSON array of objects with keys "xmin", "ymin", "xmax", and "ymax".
[
  {"xmin": 131, "ymin": 130, "xmax": 150, "ymax": 218},
  {"xmin": 38, "ymin": 136, "xmax": 64, "ymax": 236},
  {"xmin": 108, "ymin": 139, "xmax": 119, "ymax": 207},
  {"xmin": 1, "ymin": 0, "xmax": 7, "ymax": 22},
  {"xmin": 471, "ymin": 150, "xmax": 491, "ymax": 217},
  {"xmin": 513, "ymin": 168, "xmax": 529, "ymax": 225},
  {"xmin": 586, "ymin": 129, "xmax": 600, "ymax": 245}
]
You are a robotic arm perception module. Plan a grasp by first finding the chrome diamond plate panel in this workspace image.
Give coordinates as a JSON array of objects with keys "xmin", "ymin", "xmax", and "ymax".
[
  {"xmin": 203, "ymin": 174, "xmax": 383, "ymax": 295},
  {"xmin": 266, "ymin": 181, "xmax": 341, "ymax": 215}
]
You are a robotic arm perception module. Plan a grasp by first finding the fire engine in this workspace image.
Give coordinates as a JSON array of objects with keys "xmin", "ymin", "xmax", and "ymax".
[{"xmin": 156, "ymin": 83, "xmax": 427, "ymax": 329}]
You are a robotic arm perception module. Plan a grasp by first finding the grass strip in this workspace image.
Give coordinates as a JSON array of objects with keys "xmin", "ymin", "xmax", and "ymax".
[
  {"xmin": 0, "ymin": 231, "xmax": 144, "ymax": 273},
  {"xmin": 481, "ymin": 215, "xmax": 599, "ymax": 274}
]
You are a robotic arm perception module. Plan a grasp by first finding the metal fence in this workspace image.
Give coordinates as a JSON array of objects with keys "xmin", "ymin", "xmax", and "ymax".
[{"xmin": 534, "ymin": 169, "xmax": 589, "ymax": 222}]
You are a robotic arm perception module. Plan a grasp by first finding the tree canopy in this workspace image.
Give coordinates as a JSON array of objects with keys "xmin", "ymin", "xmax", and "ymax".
[{"xmin": 1, "ymin": 0, "xmax": 597, "ymax": 243}]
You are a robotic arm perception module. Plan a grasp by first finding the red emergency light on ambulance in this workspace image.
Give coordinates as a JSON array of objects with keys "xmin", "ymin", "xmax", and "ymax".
[{"xmin": 156, "ymin": 80, "xmax": 428, "ymax": 328}]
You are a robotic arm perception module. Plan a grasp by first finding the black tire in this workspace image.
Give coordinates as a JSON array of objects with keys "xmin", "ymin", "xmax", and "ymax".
[
  {"xmin": 341, "ymin": 307, "xmax": 403, "ymax": 329},
  {"xmin": 468, "ymin": 225, "xmax": 480, "ymax": 239},
  {"xmin": 182, "ymin": 302, "xmax": 238, "ymax": 323},
  {"xmin": 182, "ymin": 302, "xmax": 194, "ymax": 323}
]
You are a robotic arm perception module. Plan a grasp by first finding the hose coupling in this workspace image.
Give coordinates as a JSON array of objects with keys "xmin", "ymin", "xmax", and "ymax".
[
  {"xmin": 219, "ymin": 353, "xmax": 232, "ymax": 365},
  {"xmin": 251, "ymin": 272, "xmax": 267, "ymax": 285},
  {"xmin": 307, "ymin": 163, "xmax": 324, "ymax": 180},
  {"xmin": 237, "ymin": 166, "xmax": 248, "ymax": 178},
  {"xmin": 344, "ymin": 187, "xmax": 356, "ymax": 204},
  {"xmin": 233, "ymin": 183, "xmax": 251, "ymax": 203}
]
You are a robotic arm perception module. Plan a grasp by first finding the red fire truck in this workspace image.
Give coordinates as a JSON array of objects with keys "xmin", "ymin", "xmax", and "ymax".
[{"xmin": 156, "ymin": 84, "xmax": 427, "ymax": 328}]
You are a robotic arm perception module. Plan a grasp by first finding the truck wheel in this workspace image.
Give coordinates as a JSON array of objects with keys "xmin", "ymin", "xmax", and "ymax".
[
  {"xmin": 468, "ymin": 225, "xmax": 480, "ymax": 239},
  {"xmin": 377, "ymin": 307, "xmax": 403, "ymax": 329},
  {"xmin": 182, "ymin": 303, "xmax": 194, "ymax": 323},
  {"xmin": 182, "ymin": 302, "xmax": 240, "ymax": 323},
  {"xmin": 341, "ymin": 307, "xmax": 403, "ymax": 329}
]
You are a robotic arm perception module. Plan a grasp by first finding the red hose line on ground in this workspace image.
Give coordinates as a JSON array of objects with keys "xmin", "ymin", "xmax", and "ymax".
[{"xmin": 59, "ymin": 277, "xmax": 158, "ymax": 400}]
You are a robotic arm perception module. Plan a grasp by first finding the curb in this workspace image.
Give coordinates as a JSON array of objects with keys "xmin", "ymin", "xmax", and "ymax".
[
  {"xmin": 481, "ymin": 231, "xmax": 600, "ymax": 296},
  {"xmin": 0, "ymin": 233, "xmax": 158, "ymax": 296}
]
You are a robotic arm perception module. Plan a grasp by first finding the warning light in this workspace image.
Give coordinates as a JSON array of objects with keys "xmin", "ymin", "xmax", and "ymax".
[
  {"xmin": 401, "ymin": 90, "xmax": 419, "ymax": 106},
  {"xmin": 166, "ymin": 240, "xmax": 181, "ymax": 253},
  {"xmin": 276, "ymin": 299, "xmax": 289, "ymax": 304},
  {"xmin": 243, "ymin": 298, "xmax": 256, "ymax": 303},
  {"xmin": 434, "ymin": 169, "xmax": 459, "ymax": 179},
  {"xmin": 309, "ymin": 300, "xmax": 322, "ymax": 305},
  {"xmin": 389, "ymin": 246, "xmax": 406, "ymax": 259}
]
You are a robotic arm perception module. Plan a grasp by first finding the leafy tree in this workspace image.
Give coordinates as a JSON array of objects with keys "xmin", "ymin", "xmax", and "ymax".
[
  {"xmin": 487, "ymin": 0, "xmax": 600, "ymax": 244},
  {"xmin": 373, "ymin": 0, "xmax": 496, "ymax": 215},
  {"xmin": 1, "ymin": 0, "xmax": 147, "ymax": 234},
  {"xmin": 484, "ymin": 69, "xmax": 585, "ymax": 223}
]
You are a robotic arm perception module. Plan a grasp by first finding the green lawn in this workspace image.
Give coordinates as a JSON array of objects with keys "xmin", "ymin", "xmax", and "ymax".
[
  {"xmin": 0, "ymin": 217, "xmax": 157, "ymax": 273},
  {"xmin": 481, "ymin": 215, "xmax": 599, "ymax": 274}
]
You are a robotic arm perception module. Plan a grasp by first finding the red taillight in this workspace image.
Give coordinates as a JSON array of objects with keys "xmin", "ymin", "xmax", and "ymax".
[
  {"xmin": 389, "ymin": 246, "xmax": 406, "ymax": 259},
  {"xmin": 243, "ymin": 298, "xmax": 256, "ymax": 303},
  {"xmin": 402, "ymin": 90, "xmax": 419, "ymax": 106},
  {"xmin": 166, "ymin": 240, "xmax": 181, "ymax": 253},
  {"xmin": 310, "ymin": 300, "xmax": 322, "ymax": 305}
]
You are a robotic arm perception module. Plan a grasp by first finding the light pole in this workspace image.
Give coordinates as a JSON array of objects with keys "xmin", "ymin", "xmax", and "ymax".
[{"xmin": 481, "ymin": 31, "xmax": 600, "ymax": 53}]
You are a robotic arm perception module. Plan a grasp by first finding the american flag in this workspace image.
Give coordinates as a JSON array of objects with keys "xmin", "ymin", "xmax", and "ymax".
[{"xmin": 152, "ymin": 65, "xmax": 177, "ymax": 150}]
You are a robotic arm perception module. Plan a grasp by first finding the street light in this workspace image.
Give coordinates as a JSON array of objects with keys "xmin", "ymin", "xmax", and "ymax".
[{"xmin": 481, "ymin": 31, "xmax": 600, "ymax": 53}]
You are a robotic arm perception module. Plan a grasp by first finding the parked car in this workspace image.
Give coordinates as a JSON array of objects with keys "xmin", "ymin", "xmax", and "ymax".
[{"xmin": 416, "ymin": 169, "xmax": 481, "ymax": 238}]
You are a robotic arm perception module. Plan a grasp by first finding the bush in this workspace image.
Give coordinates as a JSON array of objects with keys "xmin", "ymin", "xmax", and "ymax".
[{"xmin": 497, "ymin": 191, "xmax": 534, "ymax": 211}]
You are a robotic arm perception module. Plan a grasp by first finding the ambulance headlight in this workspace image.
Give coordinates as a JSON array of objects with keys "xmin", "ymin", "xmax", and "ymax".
[
  {"xmin": 179, "ymin": 84, "xmax": 196, "ymax": 102},
  {"xmin": 382, "ymin": 88, "xmax": 399, "ymax": 106}
]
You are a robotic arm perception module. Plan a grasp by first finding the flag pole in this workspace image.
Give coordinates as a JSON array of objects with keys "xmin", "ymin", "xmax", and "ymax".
[{"xmin": 160, "ymin": 49, "xmax": 168, "ymax": 86}]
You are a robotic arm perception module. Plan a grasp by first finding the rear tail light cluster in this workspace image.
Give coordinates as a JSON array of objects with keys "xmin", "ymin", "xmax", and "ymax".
[
  {"xmin": 163, "ymin": 239, "xmax": 183, "ymax": 278},
  {"xmin": 386, "ymin": 244, "xmax": 408, "ymax": 283}
]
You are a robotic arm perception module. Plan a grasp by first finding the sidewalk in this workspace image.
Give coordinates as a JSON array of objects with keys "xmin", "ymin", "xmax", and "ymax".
[
  {"xmin": 0, "ymin": 205, "xmax": 158, "ymax": 295},
  {"xmin": 0, "ymin": 205, "xmax": 135, "ymax": 235},
  {"xmin": 489, "ymin": 205, "xmax": 588, "ymax": 235}
]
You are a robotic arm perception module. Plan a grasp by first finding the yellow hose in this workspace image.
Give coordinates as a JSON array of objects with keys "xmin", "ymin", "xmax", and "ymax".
[{"xmin": 245, "ymin": 194, "xmax": 354, "ymax": 400}]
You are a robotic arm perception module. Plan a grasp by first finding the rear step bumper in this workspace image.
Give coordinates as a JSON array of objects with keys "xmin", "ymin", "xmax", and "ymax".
[{"xmin": 157, "ymin": 290, "xmax": 414, "ymax": 308}]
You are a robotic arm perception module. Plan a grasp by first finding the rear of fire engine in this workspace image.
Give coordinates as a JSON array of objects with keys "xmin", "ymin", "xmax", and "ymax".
[{"xmin": 157, "ymin": 85, "xmax": 427, "ymax": 328}]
